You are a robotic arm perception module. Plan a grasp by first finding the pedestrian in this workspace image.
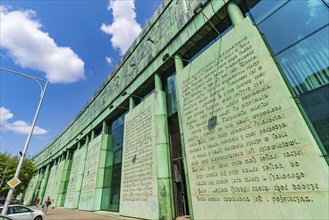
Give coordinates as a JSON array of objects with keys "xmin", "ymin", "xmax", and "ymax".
[
  {"xmin": 42, "ymin": 196, "xmax": 51, "ymax": 213},
  {"xmin": 35, "ymin": 197, "xmax": 40, "ymax": 207}
]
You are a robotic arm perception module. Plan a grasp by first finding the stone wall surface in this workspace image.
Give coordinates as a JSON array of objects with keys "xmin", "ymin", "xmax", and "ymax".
[
  {"xmin": 120, "ymin": 94, "xmax": 158, "ymax": 219},
  {"xmin": 48, "ymin": 160, "xmax": 65, "ymax": 206},
  {"xmin": 176, "ymin": 17, "xmax": 329, "ymax": 220},
  {"xmin": 79, "ymin": 135, "xmax": 102, "ymax": 210},
  {"xmin": 64, "ymin": 148, "xmax": 82, "ymax": 208},
  {"xmin": 23, "ymin": 174, "xmax": 39, "ymax": 205}
]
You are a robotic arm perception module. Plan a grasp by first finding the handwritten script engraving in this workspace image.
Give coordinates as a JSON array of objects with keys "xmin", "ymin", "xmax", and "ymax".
[{"xmin": 177, "ymin": 18, "xmax": 328, "ymax": 220}]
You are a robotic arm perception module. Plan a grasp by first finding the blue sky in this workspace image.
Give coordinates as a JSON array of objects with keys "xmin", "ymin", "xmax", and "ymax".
[{"xmin": 0, "ymin": 0, "xmax": 163, "ymax": 157}]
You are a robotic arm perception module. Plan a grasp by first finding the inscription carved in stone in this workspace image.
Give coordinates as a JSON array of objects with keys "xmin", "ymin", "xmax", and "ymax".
[
  {"xmin": 120, "ymin": 94, "xmax": 158, "ymax": 219},
  {"xmin": 176, "ymin": 18, "xmax": 329, "ymax": 220},
  {"xmin": 64, "ymin": 149, "xmax": 81, "ymax": 208},
  {"xmin": 79, "ymin": 135, "xmax": 102, "ymax": 210}
]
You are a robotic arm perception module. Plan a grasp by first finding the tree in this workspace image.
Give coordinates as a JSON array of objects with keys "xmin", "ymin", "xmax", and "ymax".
[{"xmin": 0, "ymin": 153, "xmax": 35, "ymax": 199}]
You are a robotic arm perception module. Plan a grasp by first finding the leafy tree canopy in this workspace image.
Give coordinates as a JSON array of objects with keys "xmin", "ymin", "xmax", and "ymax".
[{"xmin": 0, "ymin": 153, "xmax": 35, "ymax": 199}]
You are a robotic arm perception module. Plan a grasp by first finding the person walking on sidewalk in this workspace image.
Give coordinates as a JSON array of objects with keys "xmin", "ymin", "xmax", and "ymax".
[
  {"xmin": 42, "ymin": 196, "xmax": 51, "ymax": 213},
  {"xmin": 35, "ymin": 197, "xmax": 40, "ymax": 207}
]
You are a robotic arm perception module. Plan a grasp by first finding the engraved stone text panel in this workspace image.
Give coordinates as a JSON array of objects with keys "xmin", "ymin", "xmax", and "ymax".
[
  {"xmin": 176, "ymin": 17, "xmax": 329, "ymax": 220},
  {"xmin": 120, "ymin": 94, "xmax": 158, "ymax": 219}
]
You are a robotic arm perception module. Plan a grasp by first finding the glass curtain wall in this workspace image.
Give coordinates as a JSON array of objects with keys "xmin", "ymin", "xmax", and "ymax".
[
  {"xmin": 166, "ymin": 73, "xmax": 178, "ymax": 116},
  {"xmin": 248, "ymin": 0, "xmax": 329, "ymax": 156},
  {"xmin": 108, "ymin": 113, "xmax": 126, "ymax": 211}
]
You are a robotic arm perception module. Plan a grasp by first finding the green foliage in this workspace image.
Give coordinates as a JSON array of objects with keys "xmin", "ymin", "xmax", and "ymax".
[{"xmin": 0, "ymin": 153, "xmax": 36, "ymax": 199}]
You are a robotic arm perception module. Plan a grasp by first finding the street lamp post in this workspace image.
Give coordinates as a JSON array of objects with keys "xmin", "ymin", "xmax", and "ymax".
[
  {"xmin": 0, "ymin": 67, "xmax": 49, "ymax": 215},
  {"xmin": 0, "ymin": 166, "xmax": 8, "ymax": 188}
]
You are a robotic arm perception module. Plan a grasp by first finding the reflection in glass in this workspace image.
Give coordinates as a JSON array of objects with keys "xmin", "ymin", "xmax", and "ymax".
[
  {"xmin": 299, "ymin": 86, "xmax": 329, "ymax": 154},
  {"xmin": 277, "ymin": 27, "xmax": 329, "ymax": 95},
  {"xmin": 108, "ymin": 113, "xmax": 126, "ymax": 212},
  {"xmin": 249, "ymin": 0, "xmax": 329, "ymax": 156},
  {"xmin": 249, "ymin": 0, "xmax": 288, "ymax": 25},
  {"xmin": 252, "ymin": 0, "xmax": 329, "ymax": 53},
  {"xmin": 166, "ymin": 73, "xmax": 178, "ymax": 116}
]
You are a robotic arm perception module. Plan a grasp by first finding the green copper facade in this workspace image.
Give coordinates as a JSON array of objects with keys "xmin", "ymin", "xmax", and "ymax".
[{"xmin": 25, "ymin": 0, "xmax": 329, "ymax": 219}]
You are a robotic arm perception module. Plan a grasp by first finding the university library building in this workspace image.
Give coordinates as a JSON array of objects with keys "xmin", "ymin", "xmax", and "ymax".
[{"xmin": 24, "ymin": 0, "xmax": 329, "ymax": 219}]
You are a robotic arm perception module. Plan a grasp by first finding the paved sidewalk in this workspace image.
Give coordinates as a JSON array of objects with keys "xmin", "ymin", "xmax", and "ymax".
[
  {"xmin": 31, "ymin": 206, "xmax": 190, "ymax": 220},
  {"xmin": 32, "ymin": 206, "xmax": 134, "ymax": 220}
]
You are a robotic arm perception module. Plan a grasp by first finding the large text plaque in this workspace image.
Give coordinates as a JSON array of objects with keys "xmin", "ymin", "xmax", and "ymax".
[
  {"xmin": 79, "ymin": 135, "xmax": 102, "ymax": 210},
  {"xmin": 64, "ymin": 148, "xmax": 81, "ymax": 208},
  {"xmin": 120, "ymin": 94, "xmax": 158, "ymax": 219},
  {"xmin": 176, "ymin": 17, "xmax": 329, "ymax": 220}
]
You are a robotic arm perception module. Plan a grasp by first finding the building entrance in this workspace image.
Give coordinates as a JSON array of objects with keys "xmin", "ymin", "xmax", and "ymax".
[{"xmin": 168, "ymin": 115, "xmax": 189, "ymax": 217}]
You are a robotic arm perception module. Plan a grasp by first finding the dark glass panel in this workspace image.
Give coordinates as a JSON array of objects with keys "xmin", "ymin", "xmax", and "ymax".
[
  {"xmin": 252, "ymin": 0, "xmax": 329, "ymax": 53},
  {"xmin": 166, "ymin": 73, "xmax": 178, "ymax": 116},
  {"xmin": 249, "ymin": 0, "xmax": 288, "ymax": 25},
  {"xmin": 299, "ymin": 85, "xmax": 329, "ymax": 154}
]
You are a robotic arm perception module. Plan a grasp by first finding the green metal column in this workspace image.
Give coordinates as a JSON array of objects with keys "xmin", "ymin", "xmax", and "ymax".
[
  {"xmin": 227, "ymin": 1, "xmax": 244, "ymax": 27},
  {"xmin": 94, "ymin": 121, "xmax": 113, "ymax": 210},
  {"xmin": 57, "ymin": 151, "xmax": 73, "ymax": 207},
  {"xmin": 174, "ymin": 53, "xmax": 194, "ymax": 218},
  {"xmin": 129, "ymin": 96, "xmax": 136, "ymax": 111},
  {"xmin": 154, "ymin": 73, "xmax": 174, "ymax": 219},
  {"xmin": 32, "ymin": 170, "xmax": 43, "ymax": 205},
  {"xmin": 174, "ymin": 54, "xmax": 184, "ymax": 72},
  {"xmin": 73, "ymin": 136, "xmax": 90, "ymax": 209},
  {"xmin": 38, "ymin": 163, "xmax": 51, "ymax": 203}
]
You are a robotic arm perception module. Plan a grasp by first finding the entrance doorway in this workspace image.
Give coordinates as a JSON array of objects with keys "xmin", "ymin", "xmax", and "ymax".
[{"xmin": 168, "ymin": 114, "xmax": 189, "ymax": 217}]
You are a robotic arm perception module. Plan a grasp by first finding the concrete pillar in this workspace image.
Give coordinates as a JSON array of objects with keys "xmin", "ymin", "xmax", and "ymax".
[
  {"xmin": 57, "ymin": 151, "xmax": 73, "ymax": 206},
  {"xmin": 154, "ymin": 73, "xmax": 175, "ymax": 219},
  {"xmin": 73, "ymin": 136, "xmax": 90, "ymax": 209},
  {"xmin": 174, "ymin": 54, "xmax": 194, "ymax": 218},
  {"xmin": 227, "ymin": 2, "xmax": 244, "ymax": 27}
]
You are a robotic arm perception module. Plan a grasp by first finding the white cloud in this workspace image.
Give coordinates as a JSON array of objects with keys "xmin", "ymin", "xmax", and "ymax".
[
  {"xmin": 0, "ymin": 6, "xmax": 85, "ymax": 84},
  {"xmin": 0, "ymin": 106, "xmax": 47, "ymax": 135},
  {"xmin": 105, "ymin": 56, "xmax": 113, "ymax": 65},
  {"xmin": 307, "ymin": 0, "xmax": 322, "ymax": 18},
  {"xmin": 100, "ymin": 0, "xmax": 142, "ymax": 56},
  {"xmin": 4, "ymin": 120, "xmax": 47, "ymax": 135},
  {"xmin": 0, "ymin": 106, "xmax": 14, "ymax": 124}
]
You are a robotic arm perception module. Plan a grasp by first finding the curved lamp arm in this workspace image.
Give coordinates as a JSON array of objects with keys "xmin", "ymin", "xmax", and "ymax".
[
  {"xmin": 0, "ymin": 67, "xmax": 48, "ymax": 96},
  {"xmin": 0, "ymin": 67, "xmax": 49, "ymax": 215}
]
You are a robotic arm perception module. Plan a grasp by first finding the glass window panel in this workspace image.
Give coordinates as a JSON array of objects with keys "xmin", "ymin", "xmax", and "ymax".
[
  {"xmin": 112, "ymin": 125, "xmax": 124, "ymax": 150},
  {"xmin": 109, "ymin": 113, "xmax": 125, "ymax": 211},
  {"xmin": 167, "ymin": 87, "xmax": 178, "ymax": 115},
  {"xmin": 250, "ymin": 0, "xmax": 329, "ymax": 155},
  {"xmin": 255, "ymin": 0, "xmax": 329, "ymax": 53},
  {"xmin": 8, "ymin": 207, "xmax": 13, "ymax": 214},
  {"xmin": 109, "ymin": 163, "xmax": 122, "ymax": 212},
  {"xmin": 111, "ymin": 113, "xmax": 126, "ymax": 131},
  {"xmin": 249, "ymin": 0, "xmax": 289, "ymax": 25},
  {"xmin": 113, "ymin": 149, "xmax": 122, "ymax": 164},
  {"xmin": 166, "ymin": 74, "xmax": 178, "ymax": 115},
  {"xmin": 299, "ymin": 85, "xmax": 329, "ymax": 154},
  {"xmin": 13, "ymin": 206, "xmax": 30, "ymax": 213},
  {"xmin": 324, "ymin": 0, "xmax": 329, "ymax": 7},
  {"xmin": 276, "ymin": 27, "xmax": 329, "ymax": 95}
]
